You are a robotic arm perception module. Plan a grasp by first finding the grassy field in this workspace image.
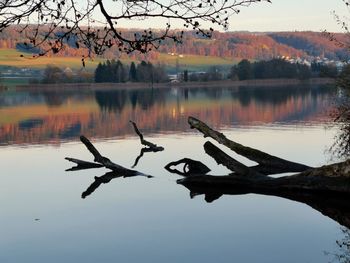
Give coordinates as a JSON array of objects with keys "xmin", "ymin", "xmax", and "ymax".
[
  {"xmin": 0, "ymin": 48, "xmax": 235, "ymax": 72},
  {"xmin": 1, "ymin": 78, "xmax": 31, "ymax": 86},
  {"xmin": 0, "ymin": 49, "xmax": 106, "ymax": 70}
]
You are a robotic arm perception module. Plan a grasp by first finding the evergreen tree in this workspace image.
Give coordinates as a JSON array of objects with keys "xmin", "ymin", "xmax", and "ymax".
[
  {"xmin": 183, "ymin": 70, "xmax": 188, "ymax": 82},
  {"xmin": 237, "ymin": 59, "xmax": 253, "ymax": 80},
  {"xmin": 95, "ymin": 63, "xmax": 103, "ymax": 82},
  {"xmin": 129, "ymin": 62, "xmax": 137, "ymax": 81},
  {"xmin": 136, "ymin": 61, "xmax": 150, "ymax": 82}
]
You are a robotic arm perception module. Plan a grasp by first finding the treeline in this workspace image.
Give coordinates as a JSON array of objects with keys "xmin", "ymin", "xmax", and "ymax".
[
  {"xmin": 39, "ymin": 65, "xmax": 94, "ymax": 84},
  {"xmin": 94, "ymin": 60, "xmax": 168, "ymax": 83},
  {"xmin": 0, "ymin": 26, "xmax": 348, "ymax": 61},
  {"xmin": 269, "ymin": 32, "xmax": 349, "ymax": 61},
  {"xmin": 228, "ymin": 59, "xmax": 338, "ymax": 81}
]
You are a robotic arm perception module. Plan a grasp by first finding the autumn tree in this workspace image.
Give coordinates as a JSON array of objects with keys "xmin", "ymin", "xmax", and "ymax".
[
  {"xmin": 0, "ymin": 0, "xmax": 271, "ymax": 55},
  {"xmin": 42, "ymin": 65, "xmax": 64, "ymax": 83}
]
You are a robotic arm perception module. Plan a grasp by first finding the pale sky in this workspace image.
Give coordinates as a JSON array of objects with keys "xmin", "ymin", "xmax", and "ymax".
[
  {"xmin": 229, "ymin": 0, "xmax": 347, "ymax": 32},
  {"xmin": 112, "ymin": 0, "xmax": 348, "ymax": 32}
]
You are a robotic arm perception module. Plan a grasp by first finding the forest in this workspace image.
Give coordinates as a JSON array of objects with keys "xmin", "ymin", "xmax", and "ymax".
[{"xmin": 0, "ymin": 26, "xmax": 347, "ymax": 62}]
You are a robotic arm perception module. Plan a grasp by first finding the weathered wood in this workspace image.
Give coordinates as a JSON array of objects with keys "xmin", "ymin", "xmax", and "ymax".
[
  {"xmin": 177, "ymin": 159, "xmax": 350, "ymax": 195},
  {"xmin": 79, "ymin": 135, "xmax": 140, "ymax": 175},
  {"xmin": 130, "ymin": 120, "xmax": 164, "ymax": 151},
  {"xmin": 129, "ymin": 120, "xmax": 164, "ymax": 167},
  {"xmin": 165, "ymin": 158, "xmax": 211, "ymax": 176},
  {"xmin": 188, "ymin": 116, "xmax": 311, "ymax": 173},
  {"xmin": 204, "ymin": 141, "xmax": 263, "ymax": 177},
  {"xmin": 65, "ymin": 157, "xmax": 104, "ymax": 171}
]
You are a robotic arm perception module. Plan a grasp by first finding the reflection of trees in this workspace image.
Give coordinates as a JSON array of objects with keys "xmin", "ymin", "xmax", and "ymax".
[
  {"xmin": 95, "ymin": 90, "xmax": 127, "ymax": 113},
  {"xmin": 96, "ymin": 88, "xmax": 168, "ymax": 113},
  {"xmin": 234, "ymin": 85, "xmax": 331, "ymax": 106},
  {"xmin": 30, "ymin": 90, "xmax": 94, "ymax": 107},
  {"xmin": 41, "ymin": 91, "xmax": 70, "ymax": 107},
  {"xmin": 0, "ymin": 85, "xmax": 336, "ymax": 145},
  {"xmin": 138, "ymin": 89, "xmax": 155, "ymax": 110},
  {"xmin": 129, "ymin": 90, "xmax": 139, "ymax": 109},
  {"xmin": 204, "ymin": 88, "xmax": 223, "ymax": 99}
]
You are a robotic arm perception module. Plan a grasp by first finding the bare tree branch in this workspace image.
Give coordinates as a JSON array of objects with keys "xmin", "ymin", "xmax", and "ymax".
[{"xmin": 0, "ymin": 0, "xmax": 271, "ymax": 54}]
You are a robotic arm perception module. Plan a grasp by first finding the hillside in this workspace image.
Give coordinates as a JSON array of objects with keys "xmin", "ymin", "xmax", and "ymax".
[{"xmin": 0, "ymin": 27, "xmax": 347, "ymax": 72}]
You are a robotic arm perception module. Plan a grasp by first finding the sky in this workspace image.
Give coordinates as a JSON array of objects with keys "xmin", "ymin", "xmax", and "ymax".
[
  {"xmin": 229, "ymin": 0, "xmax": 347, "ymax": 32},
  {"xmin": 114, "ymin": 0, "xmax": 348, "ymax": 32}
]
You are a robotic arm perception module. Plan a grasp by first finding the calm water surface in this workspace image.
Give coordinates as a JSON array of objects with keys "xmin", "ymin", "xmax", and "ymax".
[{"xmin": 0, "ymin": 84, "xmax": 346, "ymax": 263}]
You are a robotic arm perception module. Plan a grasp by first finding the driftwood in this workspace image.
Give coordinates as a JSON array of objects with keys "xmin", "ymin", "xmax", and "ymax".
[
  {"xmin": 64, "ymin": 157, "xmax": 104, "ymax": 171},
  {"xmin": 65, "ymin": 117, "xmax": 350, "ymax": 228},
  {"xmin": 164, "ymin": 116, "xmax": 350, "ymax": 228},
  {"xmin": 65, "ymin": 135, "xmax": 152, "ymax": 198},
  {"xmin": 188, "ymin": 116, "xmax": 311, "ymax": 174},
  {"xmin": 130, "ymin": 120, "xmax": 164, "ymax": 167},
  {"xmin": 165, "ymin": 158, "xmax": 211, "ymax": 176},
  {"xmin": 185, "ymin": 116, "xmax": 350, "ymax": 193}
]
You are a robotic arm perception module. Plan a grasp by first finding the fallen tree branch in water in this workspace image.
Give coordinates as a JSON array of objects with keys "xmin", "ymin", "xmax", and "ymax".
[
  {"xmin": 65, "ymin": 157, "xmax": 104, "ymax": 171},
  {"xmin": 203, "ymin": 141, "xmax": 262, "ymax": 177},
  {"xmin": 164, "ymin": 117, "xmax": 350, "ymax": 204},
  {"xmin": 130, "ymin": 120, "xmax": 164, "ymax": 167},
  {"xmin": 65, "ymin": 135, "xmax": 152, "ymax": 198},
  {"xmin": 64, "ymin": 117, "xmax": 350, "ymax": 228},
  {"xmin": 130, "ymin": 120, "xmax": 164, "ymax": 151},
  {"xmin": 165, "ymin": 158, "xmax": 211, "ymax": 176},
  {"xmin": 180, "ymin": 116, "xmax": 350, "ymax": 194},
  {"xmin": 66, "ymin": 135, "xmax": 147, "ymax": 177},
  {"xmin": 188, "ymin": 116, "xmax": 311, "ymax": 174}
]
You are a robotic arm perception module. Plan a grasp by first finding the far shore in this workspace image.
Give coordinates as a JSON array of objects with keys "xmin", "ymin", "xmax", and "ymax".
[{"xmin": 8, "ymin": 77, "xmax": 335, "ymax": 92}]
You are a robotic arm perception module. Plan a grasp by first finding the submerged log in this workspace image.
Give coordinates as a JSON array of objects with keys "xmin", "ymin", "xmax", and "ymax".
[
  {"xmin": 163, "ymin": 116, "xmax": 350, "ymax": 214},
  {"xmin": 177, "ymin": 159, "xmax": 350, "ymax": 196},
  {"xmin": 180, "ymin": 117, "xmax": 350, "ymax": 194}
]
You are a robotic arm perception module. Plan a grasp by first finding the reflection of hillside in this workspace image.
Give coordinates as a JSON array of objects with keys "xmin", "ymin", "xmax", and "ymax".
[{"xmin": 0, "ymin": 85, "xmax": 335, "ymax": 145}]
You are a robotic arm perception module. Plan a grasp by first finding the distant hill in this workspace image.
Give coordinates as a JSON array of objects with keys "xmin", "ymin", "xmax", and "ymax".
[{"xmin": 0, "ymin": 27, "xmax": 347, "ymax": 69}]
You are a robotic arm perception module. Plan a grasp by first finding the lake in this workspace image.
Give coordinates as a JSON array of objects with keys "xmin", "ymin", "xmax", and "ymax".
[{"xmin": 0, "ymin": 83, "xmax": 347, "ymax": 263}]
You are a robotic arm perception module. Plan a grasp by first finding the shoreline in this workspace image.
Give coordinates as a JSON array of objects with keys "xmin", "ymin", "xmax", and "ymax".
[{"xmin": 10, "ymin": 78, "xmax": 335, "ymax": 92}]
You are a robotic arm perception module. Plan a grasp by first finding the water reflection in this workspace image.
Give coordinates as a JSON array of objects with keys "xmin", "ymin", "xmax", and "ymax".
[
  {"xmin": 326, "ymin": 227, "xmax": 350, "ymax": 263},
  {"xmin": 81, "ymin": 171, "xmax": 153, "ymax": 199},
  {"xmin": 95, "ymin": 90, "xmax": 128, "ymax": 113},
  {"xmin": 0, "ymin": 84, "xmax": 335, "ymax": 146},
  {"xmin": 177, "ymin": 177, "xmax": 350, "ymax": 229}
]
